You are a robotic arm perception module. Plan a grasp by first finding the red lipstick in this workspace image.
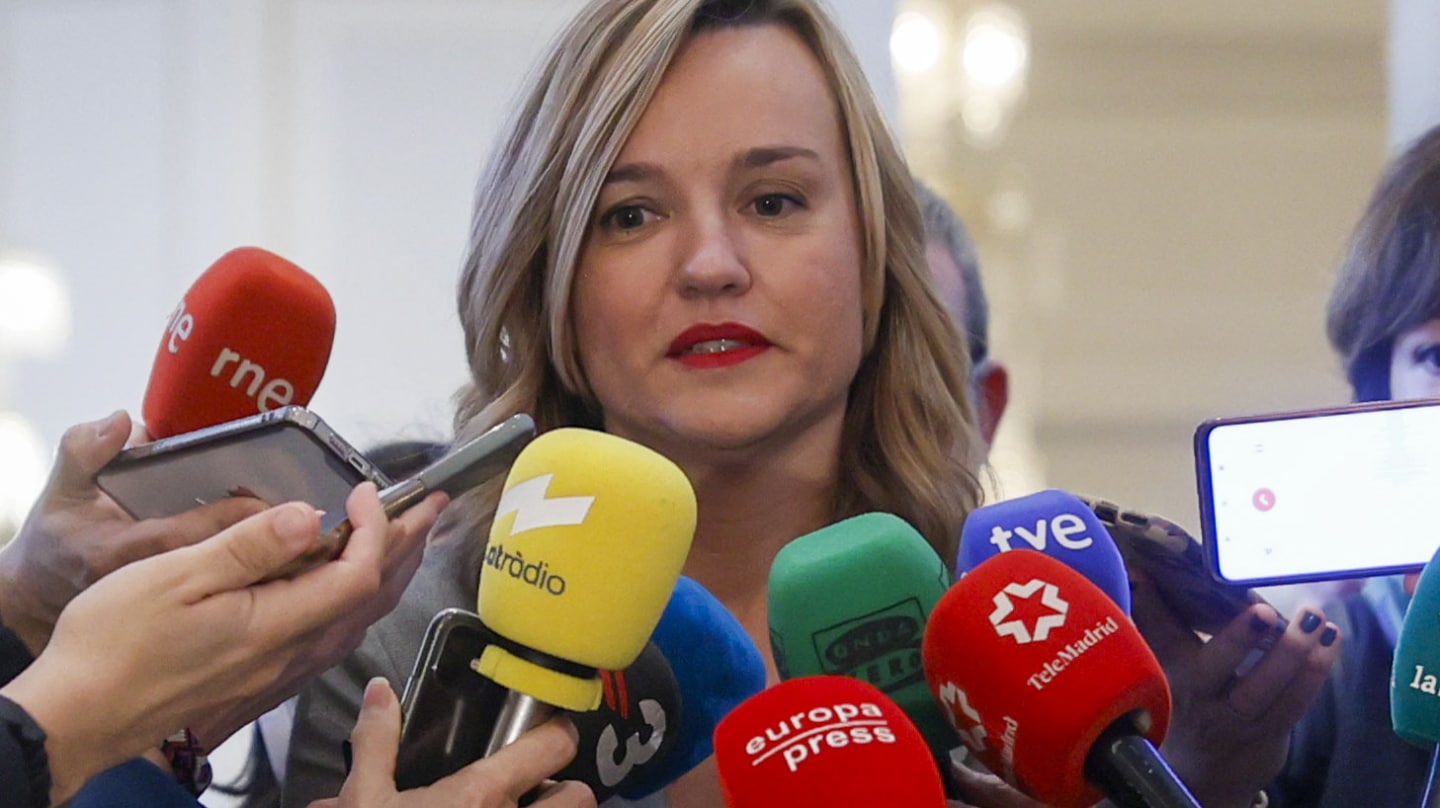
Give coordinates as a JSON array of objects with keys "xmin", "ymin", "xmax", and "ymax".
[{"xmin": 667, "ymin": 322, "xmax": 771, "ymax": 369}]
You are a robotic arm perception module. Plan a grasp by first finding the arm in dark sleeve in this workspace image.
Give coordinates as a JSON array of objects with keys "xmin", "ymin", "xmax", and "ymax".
[{"xmin": 0, "ymin": 695, "xmax": 50, "ymax": 808}]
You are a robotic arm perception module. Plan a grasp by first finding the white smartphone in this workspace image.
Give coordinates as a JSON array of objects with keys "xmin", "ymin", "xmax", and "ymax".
[{"xmin": 1195, "ymin": 398, "xmax": 1440, "ymax": 586}]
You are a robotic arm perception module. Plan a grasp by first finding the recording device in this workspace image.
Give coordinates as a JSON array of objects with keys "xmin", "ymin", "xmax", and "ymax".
[
  {"xmin": 713, "ymin": 675, "xmax": 948, "ymax": 808},
  {"xmin": 395, "ymin": 608, "xmax": 681, "ymax": 799},
  {"xmin": 142, "ymin": 246, "xmax": 335, "ymax": 439},
  {"xmin": 1391, "ymin": 546, "xmax": 1440, "ymax": 808},
  {"xmin": 97, "ymin": 410, "xmax": 535, "ymax": 578},
  {"xmin": 553, "ymin": 642, "xmax": 680, "ymax": 801},
  {"xmin": 768, "ymin": 513, "xmax": 955, "ymax": 754},
  {"xmin": 958, "ymin": 489, "xmax": 1132, "ymax": 615},
  {"xmin": 616, "ymin": 576, "xmax": 766, "ymax": 800},
  {"xmin": 924, "ymin": 550, "xmax": 1194, "ymax": 808},
  {"xmin": 398, "ymin": 576, "xmax": 747, "ymax": 798},
  {"xmin": 1196, "ymin": 398, "xmax": 1440, "ymax": 586},
  {"xmin": 267, "ymin": 413, "xmax": 535, "ymax": 579},
  {"xmin": 97, "ymin": 406, "xmax": 385, "ymax": 538},
  {"xmin": 1392, "ymin": 544, "xmax": 1440, "ymax": 750},
  {"xmin": 475, "ymin": 428, "xmax": 696, "ymax": 755},
  {"xmin": 396, "ymin": 608, "xmax": 507, "ymax": 790}
]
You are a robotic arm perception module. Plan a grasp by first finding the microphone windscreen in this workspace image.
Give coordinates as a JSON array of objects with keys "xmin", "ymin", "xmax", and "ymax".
[
  {"xmin": 1393, "ymin": 544, "xmax": 1440, "ymax": 747},
  {"xmin": 768, "ymin": 512, "xmax": 954, "ymax": 751},
  {"xmin": 714, "ymin": 675, "xmax": 947, "ymax": 808},
  {"xmin": 557, "ymin": 642, "xmax": 681, "ymax": 801},
  {"xmin": 957, "ymin": 489, "xmax": 1132, "ymax": 614},
  {"xmin": 923, "ymin": 550, "xmax": 1170, "ymax": 808},
  {"xmin": 618, "ymin": 575, "xmax": 766, "ymax": 798},
  {"xmin": 476, "ymin": 428, "xmax": 696, "ymax": 710},
  {"xmin": 142, "ymin": 247, "xmax": 335, "ymax": 438}
]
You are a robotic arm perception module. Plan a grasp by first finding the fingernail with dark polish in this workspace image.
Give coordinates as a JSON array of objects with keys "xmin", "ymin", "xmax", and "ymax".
[
  {"xmin": 1250, "ymin": 614, "xmax": 1271, "ymax": 633},
  {"xmin": 1321, "ymin": 626, "xmax": 1337, "ymax": 647},
  {"xmin": 1300, "ymin": 612, "xmax": 1323, "ymax": 633}
]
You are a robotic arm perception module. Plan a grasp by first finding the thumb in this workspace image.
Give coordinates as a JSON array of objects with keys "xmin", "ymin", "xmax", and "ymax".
[
  {"xmin": 47, "ymin": 411, "xmax": 132, "ymax": 500},
  {"xmin": 337, "ymin": 678, "xmax": 403, "ymax": 799},
  {"xmin": 175, "ymin": 502, "xmax": 320, "ymax": 599}
]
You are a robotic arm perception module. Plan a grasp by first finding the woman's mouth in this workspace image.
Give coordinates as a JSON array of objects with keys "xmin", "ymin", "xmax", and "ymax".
[{"xmin": 669, "ymin": 324, "xmax": 771, "ymax": 369}]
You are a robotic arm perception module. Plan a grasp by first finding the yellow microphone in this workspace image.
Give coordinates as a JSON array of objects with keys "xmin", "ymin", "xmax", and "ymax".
[{"xmin": 476, "ymin": 427, "xmax": 696, "ymax": 754}]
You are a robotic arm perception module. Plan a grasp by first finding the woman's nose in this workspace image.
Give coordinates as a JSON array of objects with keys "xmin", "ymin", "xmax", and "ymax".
[{"xmin": 677, "ymin": 218, "xmax": 752, "ymax": 298}]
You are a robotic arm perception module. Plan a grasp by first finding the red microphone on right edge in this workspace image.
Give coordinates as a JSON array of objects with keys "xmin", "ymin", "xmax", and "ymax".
[
  {"xmin": 714, "ymin": 675, "xmax": 947, "ymax": 808},
  {"xmin": 142, "ymin": 246, "xmax": 336, "ymax": 439},
  {"xmin": 925, "ymin": 550, "xmax": 1201, "ymax": 808}
]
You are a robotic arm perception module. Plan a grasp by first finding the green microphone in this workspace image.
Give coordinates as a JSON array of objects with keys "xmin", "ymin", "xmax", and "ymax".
[
  {"xmin": 1392, "ymin": 545, "xmax": 1440, "ymax": 807},
  {"xmin": 768, "ymin": 512, "xmax": 955, "ymax": 752}
]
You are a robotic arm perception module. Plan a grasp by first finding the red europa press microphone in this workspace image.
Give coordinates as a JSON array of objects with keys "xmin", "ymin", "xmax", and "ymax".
[
  {"xmin": 142, "ymin": 246, "xmax": 335, "ymax": 439},
  {"xmin": 924, "ymin": 550, "xmax": 1183, "ymax": 808},
  {"xmin": 714, "ymin": 675, "xmax": 946, "ymax": 808}
]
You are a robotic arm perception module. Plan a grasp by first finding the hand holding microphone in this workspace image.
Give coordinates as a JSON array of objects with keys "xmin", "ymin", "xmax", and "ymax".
[
  {"xmin": 1130, "ymin": 568, "xmax": 1337, "ymax": 808},
  {"xmin": 318, "ymin": 679, "xmax": 595, "ymax": 808}
]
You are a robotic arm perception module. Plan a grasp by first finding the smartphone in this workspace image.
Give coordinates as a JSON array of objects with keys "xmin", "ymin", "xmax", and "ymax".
[
  {"xmin": 97, "ymin": 406, "xmax": 389, "ymax": 537},
  {"xmin": 98, "ymin": 408, "xmax": 537, "ymax": 579},
  {"xmin": 1074, "ymin": 494, "xmax": 1266, "ymax": 633},
  {"xmin": 1195, "ymin": 398, "xmax": 1440, "ymax": 587},
  {"xmin": 264, "ymin": 412, "xmax": 536, "ymax": 579},
  {"xmin": 395, "ymin": 608, "xmax": 508, "ymax": 790}
]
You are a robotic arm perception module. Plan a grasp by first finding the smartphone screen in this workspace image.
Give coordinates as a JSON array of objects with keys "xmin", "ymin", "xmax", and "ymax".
[{"xmin": 1196, "ymin": 398, "xmax": 1440, "ymax": 586}]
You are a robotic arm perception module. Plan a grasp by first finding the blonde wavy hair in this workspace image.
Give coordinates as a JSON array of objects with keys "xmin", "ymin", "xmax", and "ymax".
[{"xmin": 443, "ymin": 0, "xmax": 984, "ymax": 572}]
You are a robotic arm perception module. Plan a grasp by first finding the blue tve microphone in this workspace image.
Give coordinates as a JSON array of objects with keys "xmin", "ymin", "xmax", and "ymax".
[{"xmin": 957, "ymin": 489, "xmax": 1132, "ymax": 615}]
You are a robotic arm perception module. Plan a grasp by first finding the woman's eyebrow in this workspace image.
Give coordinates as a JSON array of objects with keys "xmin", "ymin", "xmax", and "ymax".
[
  {"xmin": 735, "ymin": 145, "xmax": 820, "ymax": 170},
  {"xmin": 603, "ymin": 161, "xmax": 663, "ymax": 186}
]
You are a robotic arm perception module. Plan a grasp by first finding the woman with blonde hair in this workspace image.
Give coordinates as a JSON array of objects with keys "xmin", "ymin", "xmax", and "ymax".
[{"xmin": 283, "ymin": 1, "xmax": 1336, "ymax": 806}]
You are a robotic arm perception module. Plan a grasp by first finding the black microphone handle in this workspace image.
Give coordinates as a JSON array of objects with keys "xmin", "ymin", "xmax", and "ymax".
[
  {"xmin": 1422, "ymin": 744, "xmax": 1440, "ymax": 808},
  {"xmin": 1083, "ymin": 718, "xmax": 1202, "ymax": 808}
]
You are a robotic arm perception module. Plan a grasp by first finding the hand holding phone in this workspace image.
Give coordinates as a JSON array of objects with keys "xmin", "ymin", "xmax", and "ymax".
[
  {"xmin": 1074, "ymin": 493, "xmax": 1268, "ymax": 633},
  {"xmin": 265, "ymin": 413, "xmax": 537, "ymax": 580}
]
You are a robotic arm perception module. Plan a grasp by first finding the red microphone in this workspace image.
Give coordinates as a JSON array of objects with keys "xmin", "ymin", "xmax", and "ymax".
[
  {"xmin": 713, "ymin": 675, "xmax": 946, "ymax": 808},
  {"xmin": 924, "ymin": 550, "xmax": 1194, "ymax": 808},
  {"xmin": 142, "ymin": 247, "xmax": 335, "ymax": 438}
]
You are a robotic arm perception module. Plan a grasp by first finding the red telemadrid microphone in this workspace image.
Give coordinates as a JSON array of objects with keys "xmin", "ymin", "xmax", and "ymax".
[
  {"xmin": 713, "ymin": 675, "xmax": 947, "ymax": 808},
  {"xmin": 142, "ymin": 247, "xmax": 336, "ymax": 438},
  {"xmin": 924, "ymin": 550, "xmax": 1195, "ymax": 808}
]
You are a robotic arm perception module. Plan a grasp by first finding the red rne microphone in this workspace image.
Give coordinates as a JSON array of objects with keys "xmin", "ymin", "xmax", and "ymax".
[
  {"xmin": 924, "ymin": 550, "xmax": 1178, "ymax": 808},
  {"xmin": 714, "ymin": 675, "xmax": 946, "ymax": 808},
  {"xmin": 142, "ymin": 247, "xmax": 336, "ymax": 438}
]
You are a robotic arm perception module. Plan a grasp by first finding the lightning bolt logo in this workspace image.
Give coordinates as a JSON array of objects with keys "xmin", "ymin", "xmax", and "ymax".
[
  {"xmin": 495, "ymin": 473, "xmax": 595, "ymax": 535},
  {"xmin": 989, "ymin": 579, "xmax": 1068, "ymax": 644}
]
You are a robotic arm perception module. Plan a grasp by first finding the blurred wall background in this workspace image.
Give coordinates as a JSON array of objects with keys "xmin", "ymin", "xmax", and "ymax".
[{"xmin": 0, "ymin": 1, "xmax": 1390, "ymax": 537}]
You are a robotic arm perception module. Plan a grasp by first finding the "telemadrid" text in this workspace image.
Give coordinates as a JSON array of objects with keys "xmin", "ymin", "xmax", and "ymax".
[{"xmin": 1025, "ymin": 616, "xmax": 1119, "ymax": 690}]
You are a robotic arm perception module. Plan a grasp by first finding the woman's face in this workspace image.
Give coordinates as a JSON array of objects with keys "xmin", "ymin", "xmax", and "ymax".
[
  {"xmin": 571, "ymin": 23, "xmax": 866, "ymax": 461},
  {"xmin": 1389, "ymin": 319, "xmax": 1440, "ymax": 400}
]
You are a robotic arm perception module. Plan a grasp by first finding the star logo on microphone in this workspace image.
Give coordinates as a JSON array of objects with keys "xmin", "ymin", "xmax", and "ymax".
[
  {"xmin": 495, "ymin": 473, "xmax": 596, "ymax": 535},
  {"xmin": 938, "ymin": 681, "xmax": 988, "ymax": 752},
  {"xmin": 989, "ymin": 579, "xmax": 1068, "ymax": 644}
]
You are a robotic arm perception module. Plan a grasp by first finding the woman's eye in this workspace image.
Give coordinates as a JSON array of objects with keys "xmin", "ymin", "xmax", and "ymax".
[
  {"xmin": 751, "ymin": 193, "xmax": 802, "ymax": 218},
  {"xmin": 600, "ymin": 204, "xmax": 653, "ymax": 231},
  {"xmin": 1415, "ymin": 344, "xmax": 1440, "ymax": 372}
]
